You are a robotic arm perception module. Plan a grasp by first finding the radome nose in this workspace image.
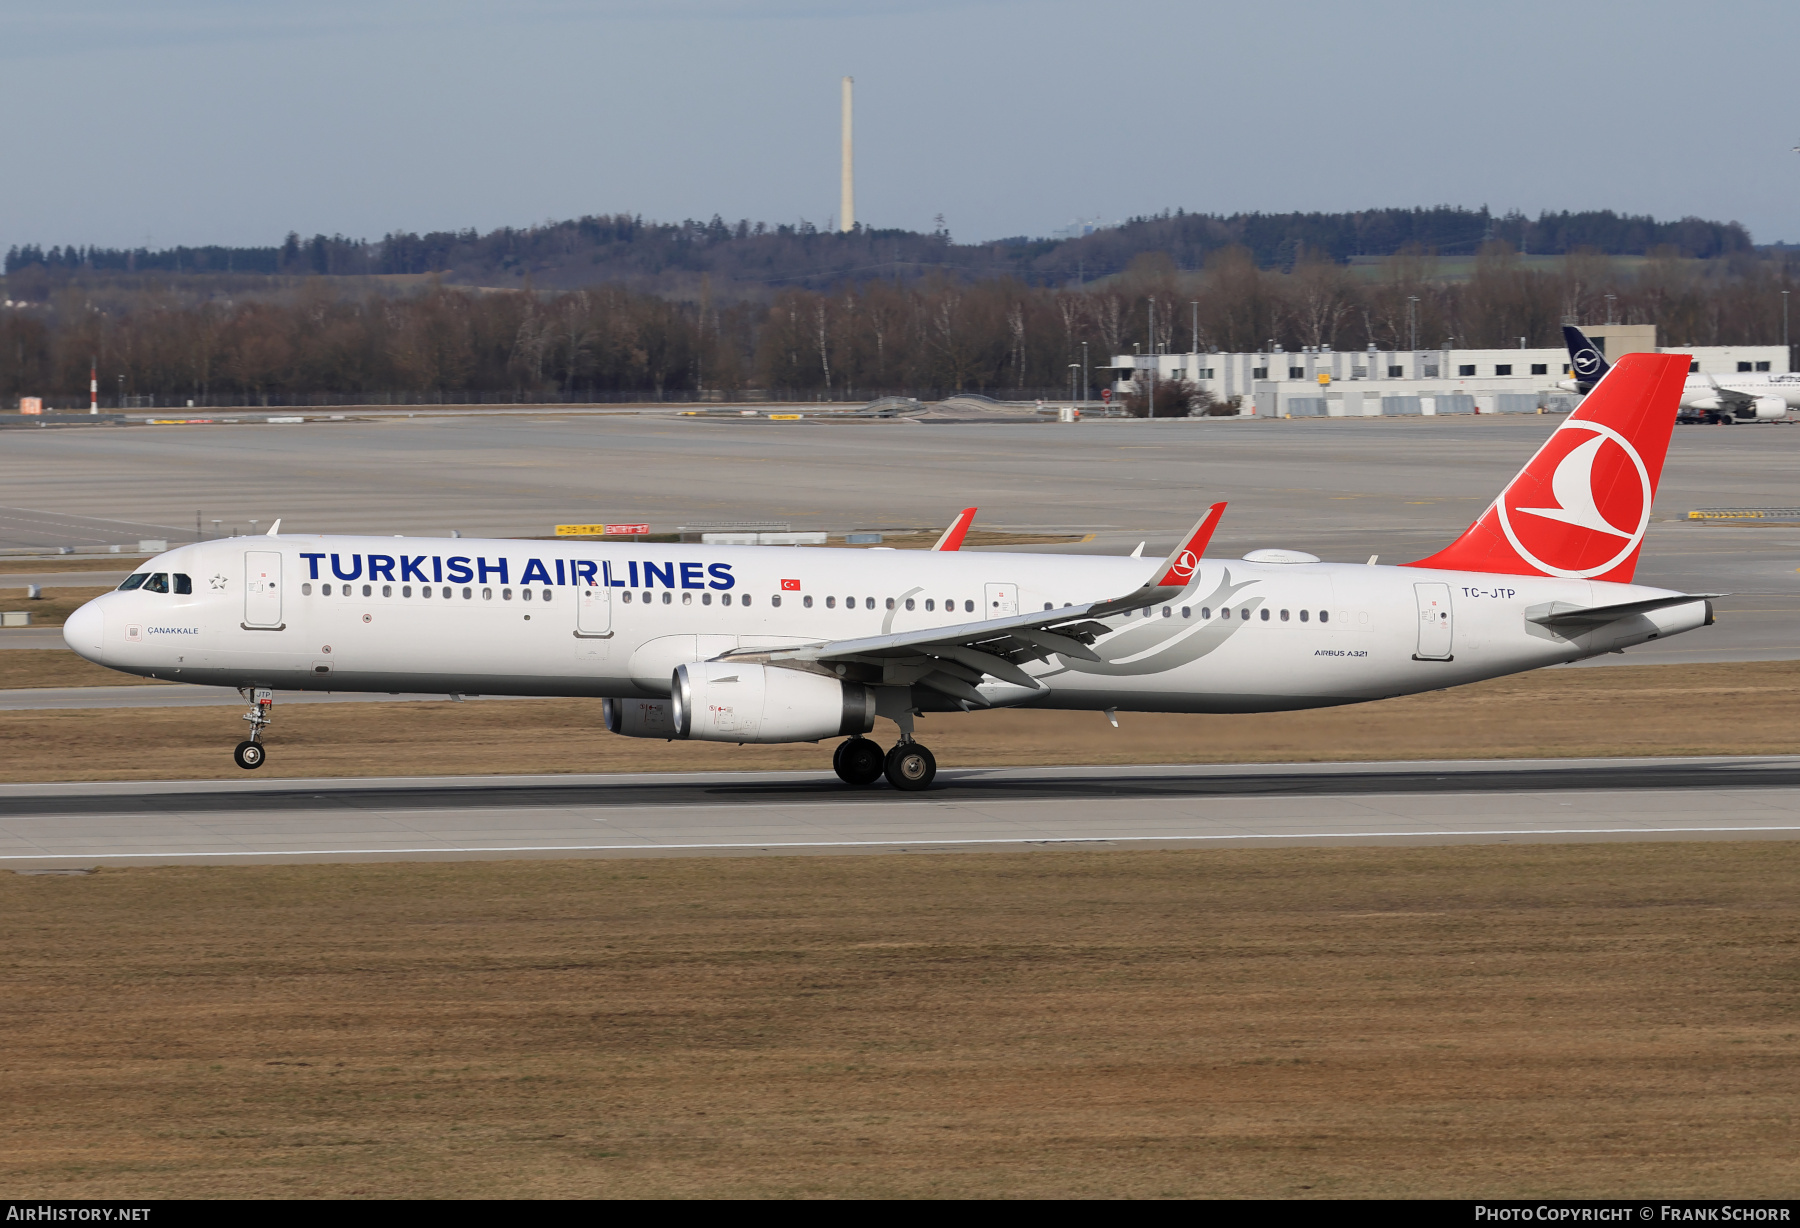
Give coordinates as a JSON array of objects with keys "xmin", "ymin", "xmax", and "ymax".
[{"xmin": 63, "ymin": 600, "xmax": 105, "ymax": 658}]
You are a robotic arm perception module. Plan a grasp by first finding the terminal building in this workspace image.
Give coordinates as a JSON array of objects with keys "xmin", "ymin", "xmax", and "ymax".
[{"xmin": 1106, "ymin": 325, "xmax": 1791, "ymax": 416}]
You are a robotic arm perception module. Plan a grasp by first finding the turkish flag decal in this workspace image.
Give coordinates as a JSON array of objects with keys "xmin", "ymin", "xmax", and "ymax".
[{"xmin": 780, "ymin": 578, "xmax": 801, "ymax": 591}]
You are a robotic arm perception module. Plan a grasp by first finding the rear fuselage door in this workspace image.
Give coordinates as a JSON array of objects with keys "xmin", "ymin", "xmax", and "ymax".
[
  {"xmin": 1413, "ymin": 582, "xmax": 1453, "ymax": 660},
  {"xmin": 984, "ymin": 582, "xmax": 1019, "ymax": 618},
  {"xmin": 244, "ymin": 551, "xmax": 283, "ymax": 628}
]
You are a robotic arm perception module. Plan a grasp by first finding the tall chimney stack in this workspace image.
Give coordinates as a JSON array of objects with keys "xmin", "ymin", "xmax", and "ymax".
[{"xmin": 840, "ymin": 76, "xmax": 854, "ymax": 233}]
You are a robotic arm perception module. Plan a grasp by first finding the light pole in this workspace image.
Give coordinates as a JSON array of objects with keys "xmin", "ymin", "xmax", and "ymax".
[
  {"xmin": 1605, "ymin": 294, "xmax": 1616, "ymax": 325},
  {"xmin": 1783, "ymin": 290, "xmax": 1790, "ymax": 349},
  {"xmin": 1190, "ymin": 300, "xmax": 1199, "ymax": 355},
  {"xmin": 1407, "ymin": 297, "xmax": 1419, "ymax": 353},
  {"xmin": 1068, "ymin": 363, "xmax": 1080, "ymax": 405},
  {"xmin": 1081, "ymin": 341, "xmax": 1089, "ymax": 404}
]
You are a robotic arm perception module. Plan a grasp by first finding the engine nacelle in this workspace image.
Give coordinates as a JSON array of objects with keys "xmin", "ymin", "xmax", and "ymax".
[
  {"xmin": 603, "ymin": 696, "xmax": 677, "ymax": 739},
  {"xmin": 672, "ymin": 661, "xmax": 875, "ymax": 744},
  {"xmin": 1752, "ymin": 396, "xmax": 1788, "ymax": 420}
]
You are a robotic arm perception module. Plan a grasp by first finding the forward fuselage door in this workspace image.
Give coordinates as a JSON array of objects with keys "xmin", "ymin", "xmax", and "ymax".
[
  {"xmin": 244, "ymin": 551, "xmax": 283, "ymax": 628},
  {"xmin": 985, "ymin": 582, "xmax": 1019, "ymax": 618},
  {"xmin": 1413, "ymin": 582, "xmax": 1453, "ymax": 660},
  {"xmin": 577, "ymin": 580, "xmax": 612, "ymax": 638}
]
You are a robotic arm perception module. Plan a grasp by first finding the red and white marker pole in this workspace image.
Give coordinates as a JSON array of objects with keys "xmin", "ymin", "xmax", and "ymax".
[{"xmin": 89, "ymin": 359, "xmax": 97, "ymax": 414}]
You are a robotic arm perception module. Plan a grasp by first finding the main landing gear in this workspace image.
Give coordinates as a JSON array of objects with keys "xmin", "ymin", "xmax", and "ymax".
[
  {"xmin": 234, "ymin": 687, "xmax": 273, "ymax": 770},
  {"xmin": 833, "ymin": 736, "xmax": 937, "ymax": 791}
]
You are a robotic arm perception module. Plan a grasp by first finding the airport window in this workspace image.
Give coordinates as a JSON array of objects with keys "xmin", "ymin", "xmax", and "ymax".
[
  {"xmin": 770, "ymin": 595, "xmax": 780, "ymax": 607},
  {"xmin": 1320, "ymin": 610, "xmax": 1330, "ymax": 623},
  {"xmin": 1422, "ymin": 365, "xmax": 1439, "ymax": 378},
  {"xmin": 118, "ymin": 573, "xmax": 147, "ymax": 591},
  {"xmin": 174, "ymin": 574, "xmax": 192, "ymax": 594},
  {"xmin": 301, "ymin": 582, "xmax": 312, "ymax": 595},
  {"xmin": 462, "ymin": 587, "xmax": 472, "ymax": 600},
  {"xmin": 1199, "ymin": 368, "xmax": 1214, "ymax": 379},
  {"xmin": 1299, "ymin": 609, "xmax": 1309, "ymax": 622},
  {"xmin": 1757, "ymin": 362, "xmax": 1772, "ymax": 372},
  {"xmin": 1387, "ymin": 365, "xmax": 1403, "ymax": 378},
  {"xmin": 803, "ymin": 595, "xmax": 813, "ymax": 608},
  {"xmin": 1689, "ymin": 361, "xmax": 1699, "ymax": 373},
  {"xmin": 382, "ymin": 584, "xmax": 392, "ymax": 597},
  {"xmin": 682, "ymin": 592, "xmax": 692, "ymax": 605},
  {"xmin": 1458, "ymin": 365, "xmax": 1475, "ymax": 376},
  {"xmin": 906, "ymin": 598, "xmax": 916, "ymax": 611},
  {"xmin": 1288, "ymin": 366, "xmax": 1304, "ymax": 379},
  {"xmin": 1280, "ymin": 609, "xmax": 1290, "ymax": 621},
  {"xmin": 826, "ymin": 596, "xmax": 836, "ymax": 608},
  {"xmin": 402, "ymin": 585, "xmax": 411, "ymax": 598},
  {"xmin": 481, "ymin": 587, "xmax": 492, "ymax": 601},
  {"xmin": 1495, "ymin": 364, "xmax": 1512, "ymax": 376},
  {"xmin": 1531, "ymin": 364, "xmax": 1547, "ymax": 375},
  {"xmin": 502, "ymin": 588, "xmax": 513, "ymax": 601},
  {"xmin": 1738, "ymin": 362, "xmax": 1753, "ymax": 372},
  {"xmin": 925, "ymin": 599, "xmax": 935, "ymax": 611},
  {"xmin": 701, "ymin": 592, "xmax": 712, "ymax": 605},
  {"xmin": 143, "ymin": 573, "xmax": 169, "ymax": 594},
  {"xmin": 1252, "ymin": 367, "xmax": 1268, "ymax": 379}
]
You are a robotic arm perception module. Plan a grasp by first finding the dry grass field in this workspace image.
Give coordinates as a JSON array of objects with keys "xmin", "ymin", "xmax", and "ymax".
[
  {"xmin": 0, "ymin": 657, "xmax": 1794, "ymax": 783},
  {"xmin": 0, "ymin": 587, "xmax": 111, "ymax": 628},
  {"xmin": 2, "ymin": 845, "xmax": 1796, "ymax": 1198},
  {"xmin": 0, "ymin": 557, "xmax": 141, "ymax": 575}
]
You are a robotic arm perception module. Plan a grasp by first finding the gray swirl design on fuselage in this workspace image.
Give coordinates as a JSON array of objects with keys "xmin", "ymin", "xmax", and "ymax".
[{"xmin": 1037, "ymin": 568, "xmax": 1261, "ymax": 679}]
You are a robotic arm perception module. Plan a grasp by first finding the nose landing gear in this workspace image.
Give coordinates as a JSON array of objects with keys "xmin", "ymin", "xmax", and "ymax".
[{"xmin": 234, "ymin": 687, "xmax": 273, "ymax": 770}]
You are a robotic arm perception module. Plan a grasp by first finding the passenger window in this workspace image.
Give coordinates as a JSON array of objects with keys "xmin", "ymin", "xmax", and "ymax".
[
  {"xmin": 701, "ymin": 592, "xmax": 712, "ymax": 605},
  {"xmin": 1181, "ymin": 606, "xmax": 1190, "ymax": 618},
  {"xmin": 740, "ymin": 594, "xmax": 750, "ymax": 607},
  {"xmin": 661, "ymin": 592, "xmax": 671, "ymax": 604},
  {"xmin": 622, "ymin": 591, "xmax": 632, "ymax": 603},
  {"xmin": 964, "ymin": 600, "xmax": 974, "ymax": 613},
  {"xmin": 402, "ymin": 585, "xmax": 412, "ymax": 597},
  {"xmin": 1320, "ymin": 610, "xmax": 1329, "ymax": 623},
  {"xmin": 1280, "ymin": 609, "xmax": 1289, "ymax": 621},
  {"xmin": 363, "ymin": 584, "xmax": 373, "ymax": 597},
  {"xmin": 481, "ymin": 587, "xmax": 492, "ymax": 600},
  {"xmin": 826, "ymin": 596, "xmax": 837, "ymax": 609},
  {"xmin": 174, "ymin": 574, "xmax": 192, "ymax": 594},
  {"xmin": 302, "ymin": 582, "xmax": 312, "ymax": 595},
  {"xmin": 925, "ymin": 599, "xmax": 934, "ymax": 612},
  {"xmin": 541, "ymin": 590, "xmax": 551, "ymax": 603},
  {"xmin": 770, "ymin": 595, "xmax": 780, "ymax": 608},
  {"xmin": 865, "ymin": 597, "xmax": 875, "ymax": 610},
  {"xmin": 323, "ymin": 583, "xmax": 333, "ymax": 596},
  {"xmin": 1219, "ymin": 607, "xmax": 1228, "ymax": 619},
  {"xmin": 721, "ymin": 593, "xmax": 732, "ymax": 606},
  {"xmin": 462, "ymin": 587, "xmax": 472, "ymax": 599},
  {"xmin": 886, "ymin": 598, "xmax": 895, "ymax": 610},
  {"xmin": 682, "ymin": 592, "xmax": 692, "ymax": 605},
  {"xmin": 1162, "ymin": 606, "xmax": 1171, "ymax": 618},
  {"xmin": 443, "ymin": 587, "xmax": 452, "ymax": 599},
  {"xmin": 905, "ymin": 598, "xmax": 916, "ymax": 611},
  {"xmin": 803, "ymin": 595, "xmax": 813, "ymax": 608},
  {"xmin": 1299, "ymin": 609, "xmax": 1309, "ymax": 622},
  {"xmin": 522, "ymin": 589, "xmax": 533, "ymax": 602},
  {"xmin": 1201, "ymin": 607, "xmax": 1210, "ymax": 619},
  {"xmin": 118, "ymin": 573, "xmax": 147, "ymax": 591},
  {"xmin": 421, "ymin": 586, "xmax": 431, "ymax": 599},
  {"xmin": 382, "ymin": 584, "xmax": 392, "ymax": 597},
  {"xmin": 1259, "ymin": 608, "xmax": 1269, "ymax": 621},
  {"xmin": 143, "ymin": 573, "xmax": 169, "ymax": 594},
  {"xmin": 1044, "ymin": 602, "xmax": 1053, "ymax": 611},
  {"xmin": 503, "ymin": 588, "xmax": 513, "ymax": 601}
]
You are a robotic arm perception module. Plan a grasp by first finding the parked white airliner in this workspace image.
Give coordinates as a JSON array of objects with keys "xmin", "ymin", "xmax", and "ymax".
[
  {"xmin": 64, "ymin": 353, "xmax": 1713, "ymax": 790},
  {"xmin": 1562, "ymin": 325, "xmax": 1797, "ymax": 422}
]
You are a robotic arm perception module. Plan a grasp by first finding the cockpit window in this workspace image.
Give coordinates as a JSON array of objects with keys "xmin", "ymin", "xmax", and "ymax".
[
  {"xmin": 173, "ymin": 574, "xmax": 192, "ymax": 595},
  {"xmin": 118, "ymin": 574, "xmax": 148, "ymax": 591},
  {"xmin": 141, "ymin": 573, "xmax": 170, "ymax": 594}
]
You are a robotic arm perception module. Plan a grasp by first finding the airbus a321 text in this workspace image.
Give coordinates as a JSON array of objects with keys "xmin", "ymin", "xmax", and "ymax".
[{"xmin": 65, "ymin": 353, "xmax": 1714, "ymax": 790}]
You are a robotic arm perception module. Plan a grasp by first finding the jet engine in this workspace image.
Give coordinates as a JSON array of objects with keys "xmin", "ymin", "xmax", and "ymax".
[
  {"xmin": 671, "ymin": 661, "xmax": 875, "ymax": 744},
  {"xmin": 603, "ymin": 696, "xmax": 677, "ymax": 738},
  {"xmin": 1752, "ymin": 396, "xmax": 1788, "ymax": 420}
]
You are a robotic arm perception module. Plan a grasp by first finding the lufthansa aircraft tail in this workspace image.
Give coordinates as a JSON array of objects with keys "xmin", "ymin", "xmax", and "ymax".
[
  {"xmin": 1406, "ymin": 352, "xmax": 1687, "ymax": 583},
  {"xmin": 1562, "ymin": 324, "xmax": 1611, "ymax": 393}
]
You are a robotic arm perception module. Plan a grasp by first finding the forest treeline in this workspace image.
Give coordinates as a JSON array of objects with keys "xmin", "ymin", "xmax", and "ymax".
[
  {"xmin": 2, "ymin": 206, "xmax": 1757, "ymax": 299},
  {"xmin": 1, "ymin": 243, "xmax": 1792, "ymax": 406}
]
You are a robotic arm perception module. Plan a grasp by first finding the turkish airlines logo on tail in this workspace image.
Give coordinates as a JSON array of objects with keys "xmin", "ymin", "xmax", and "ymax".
[
  {"xmin": 1496, "ymin": 421, "xmax": 1651, "ymax": 578},
  {"xmin": 1169, "ymin": 550, "xmax": 1198, "ymax": 580}
]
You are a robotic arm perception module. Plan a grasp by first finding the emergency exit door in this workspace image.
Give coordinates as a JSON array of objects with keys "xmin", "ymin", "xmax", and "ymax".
[
  {"xmin": 1413, "ymin": 582, "xmax": 1453, "ymax": 660},
  {"xmin": 576, "ymin": 579, "xmax": 612, "ymax": 639},
  {"xmin": 243, "ymin": 551, "xmax": 283, "ymax": 628},
  {"xmin": 985, "ymin": 582, "xmax": 1019, "ymax": 618}
]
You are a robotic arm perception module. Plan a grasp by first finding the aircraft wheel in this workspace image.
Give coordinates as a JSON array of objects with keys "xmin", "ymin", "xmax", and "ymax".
[
  {"xmin": 835, "ymin": 737, "xmax": 885, "ymax": 786},
  {"xmin": 233, "ymin": 740, "xmax": 266, "ymax": 770},
  {"xmin": 884, "ymin": 742, "xmax": 936, "ymax": 792}
]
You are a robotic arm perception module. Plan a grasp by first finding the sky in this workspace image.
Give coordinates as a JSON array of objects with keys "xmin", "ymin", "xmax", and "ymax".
[{"xmin": 2, "ymin": 0, "xmax": 1797, "ymax": 254}]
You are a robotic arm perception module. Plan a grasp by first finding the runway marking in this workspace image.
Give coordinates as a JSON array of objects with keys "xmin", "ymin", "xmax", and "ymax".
[{"xmin": 4, "ymin": 825, "xmax": 1800, "ymax": 862}]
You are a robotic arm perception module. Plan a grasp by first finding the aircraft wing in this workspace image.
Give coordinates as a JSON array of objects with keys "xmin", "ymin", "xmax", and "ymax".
[
  {"xmin": 1703, "ymin": 375, "xmax": 1758, "ymax": 409},
  {"xmin": 717, "ymin": 504, "xmax": 1228, "ymax": 704}
]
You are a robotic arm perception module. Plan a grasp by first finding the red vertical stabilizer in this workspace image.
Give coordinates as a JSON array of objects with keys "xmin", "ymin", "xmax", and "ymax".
[{"xmin": 1406, "ymin": 353, "xmax": 1688, "ymax": 583}]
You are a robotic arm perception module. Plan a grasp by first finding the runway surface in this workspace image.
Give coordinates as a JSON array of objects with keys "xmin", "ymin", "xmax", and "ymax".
[
  {"xmin": 0, "ymin": 684, "xmax": 528, "ymax": 710},
  {"xmin": 5, "ymin": 756, "xmax": 1797, "ymax": 868}
]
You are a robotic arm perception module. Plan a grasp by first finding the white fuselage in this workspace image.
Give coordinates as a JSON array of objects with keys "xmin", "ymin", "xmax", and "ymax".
[{"xmin": 64, "ymin": 535, "xmax": 1709, "ymax": 719}]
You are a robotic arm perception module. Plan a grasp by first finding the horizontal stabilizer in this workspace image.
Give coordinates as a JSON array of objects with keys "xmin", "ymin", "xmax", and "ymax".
[{"xmin": 1526, "ymin": 593, "xmax": 1720, "ymax": 631}]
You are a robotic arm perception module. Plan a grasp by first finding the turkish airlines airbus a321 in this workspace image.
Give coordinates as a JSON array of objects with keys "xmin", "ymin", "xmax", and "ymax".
[{"xmin": 65, "ymin": 353, "xmax": 1712, "ymax": 791}]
